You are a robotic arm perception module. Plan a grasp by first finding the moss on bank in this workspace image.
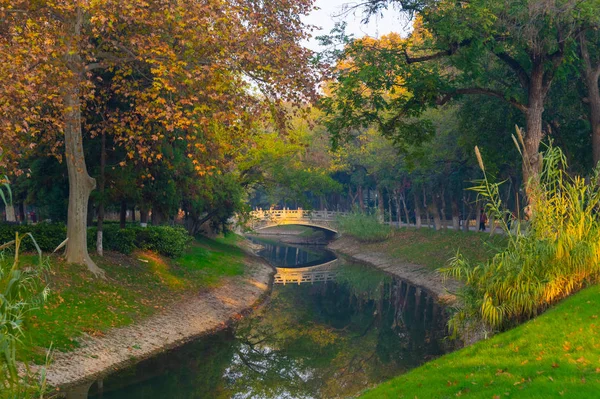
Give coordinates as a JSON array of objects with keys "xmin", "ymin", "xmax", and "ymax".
[{"xmin": 19, "ymin": 235, "xmax": 246, "ymax": 363}]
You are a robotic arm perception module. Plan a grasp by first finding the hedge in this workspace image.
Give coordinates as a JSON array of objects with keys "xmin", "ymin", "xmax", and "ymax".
[
  {"xmin": 88, "ymin": 225, "xmax": 191, "ymax": 257},
  {"xmin": 0, "ymin": 222, "xmax": 191, "ymax": 258}
]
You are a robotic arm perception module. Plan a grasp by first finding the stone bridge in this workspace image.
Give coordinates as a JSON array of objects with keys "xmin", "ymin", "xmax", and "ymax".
[{"xmin": 247, "ymin": 209, "xmax": 346, "ymax": 233}]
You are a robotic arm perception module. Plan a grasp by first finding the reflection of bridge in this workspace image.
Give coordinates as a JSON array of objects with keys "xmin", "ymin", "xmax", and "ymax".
[
  {"xmin": 274, "ymin": 260, "xmax": 339, "ymax": 285},
  {"xmin": 248, "ymin": 209, "xmax": 346, "ymax": 233}
]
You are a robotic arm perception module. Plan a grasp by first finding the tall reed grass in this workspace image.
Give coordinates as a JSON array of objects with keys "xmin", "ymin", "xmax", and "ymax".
[
  {"xmin": 0, "ymin": 232, "xmax": 50, "ymax": 398},
  {"xmin": 336, "ymin": 211, "xmax": 391, "ymax": 242},
  {"xmin": 441, "ymin": 134, "xmax": 600, "ymax": 336}
]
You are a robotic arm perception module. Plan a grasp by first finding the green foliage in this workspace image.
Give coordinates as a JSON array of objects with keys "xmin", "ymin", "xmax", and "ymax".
[
  {"xmin": 0, "ymin": 223, "xmax": 66, "ymax": 253},
  {"xmin": 0, "ymin": 233, "xmax": 49, "ymax": 398},
  {"xmin": 441, "ymin": 142, "xmax": 600, "ymax": 334},
  {"xmin": 134, "ymin": 226, "xmax": 192, "ymax": 258},
  {"xmin": 88, "ymin": 225, "xmax": 191, "ymax": 258},
  {"xmin": 337, "ymin": 211, "xmax": 391, "ymax": 242}
]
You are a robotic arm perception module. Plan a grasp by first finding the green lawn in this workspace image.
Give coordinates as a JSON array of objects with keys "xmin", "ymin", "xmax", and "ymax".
[
  {"xmin": 368, "ymin": 227, "xmax": 506, "ymax": 270},
  {"xmin": 19, "ymin": 235, "xmax": 246, "ymax": 363},
  {"xmin": 360, "ymin": 283, "xmax": 600, "ymax": 398}
]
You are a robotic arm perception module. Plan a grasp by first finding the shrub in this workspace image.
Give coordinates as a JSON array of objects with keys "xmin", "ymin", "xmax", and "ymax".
[
  {"xmin": 441, "ymin": 139, "xmax": 600, "ymax": 336},
  {"xmin": 88, "ymin": 225, "xmax": 191, "ymax": 257},
  {"xmin": 336, "ymin": 211, "xmax": 391, "ymax": 242},
  {"xmin": 0, "ymin": 222, "xmax": 66, "ymax": 252}
]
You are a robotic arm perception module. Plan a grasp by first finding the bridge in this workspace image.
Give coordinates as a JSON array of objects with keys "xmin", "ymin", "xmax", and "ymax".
[
  {"xmin": 247, "ymin": 209, "xmax": 346, "ymax": 233},
  {"xmin": 274, "ymin": 259, "xmax": 339, "ymax": 285}
]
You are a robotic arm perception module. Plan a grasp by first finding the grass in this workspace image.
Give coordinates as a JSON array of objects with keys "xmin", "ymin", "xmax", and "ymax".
[
  {"xmin": 18, "ymin": 235, "xmax": 246, "ymax": 363},
  {"xmin": 361, "ymin": 227, "xmax": 507, "ymax": 270},
  {"xmin": 359, "ymin": 282, "xmax": 600, "ymax": 398},
  {"xmin": 337, "ymin": 212, "xmax": 392, "ymax": 242}
]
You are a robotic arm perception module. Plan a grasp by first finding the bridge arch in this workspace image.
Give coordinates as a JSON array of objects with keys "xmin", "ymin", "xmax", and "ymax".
[{"xmin": 247, "ymin": 209, "xmax": 346, "ymax": 234}]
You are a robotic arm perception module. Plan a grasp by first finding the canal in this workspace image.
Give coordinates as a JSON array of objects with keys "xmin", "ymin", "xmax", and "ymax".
[{"xmin": 75, "ymin": 228, "xmax": 453, "ymax": 398}]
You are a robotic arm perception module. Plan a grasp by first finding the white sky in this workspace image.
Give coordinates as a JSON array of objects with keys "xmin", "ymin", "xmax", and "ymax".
[{"xmin": 302, "ymin": 0, "xmax": 412, "ymax": 51}]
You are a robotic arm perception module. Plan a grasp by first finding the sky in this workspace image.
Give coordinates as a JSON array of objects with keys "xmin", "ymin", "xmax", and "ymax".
[{"xmin": 302, "ymin": 0, "xmax": 411, "ymax": 51}]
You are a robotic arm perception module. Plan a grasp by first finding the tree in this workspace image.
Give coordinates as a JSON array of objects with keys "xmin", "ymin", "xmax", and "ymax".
[
  {"xmin": 323, "ymin": 0, "xmax": 592, "ymax": 191},
  {"xmin": 0, "ymin": 0, "xmax": 317, "ymax": 274}
]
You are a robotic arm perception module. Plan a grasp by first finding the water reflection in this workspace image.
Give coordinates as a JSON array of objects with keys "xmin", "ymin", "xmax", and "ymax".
[
  {"xmin": 247, "ymin": 236, "xmax": 337, "ymax": 269},
  {"xmin": 80, "ymin": 263, "xmax": 452, "ymax": 399}
]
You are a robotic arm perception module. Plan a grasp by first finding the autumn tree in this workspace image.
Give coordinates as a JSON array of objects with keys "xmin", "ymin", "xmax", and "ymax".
[{"xmin": 0, "ymin": 0, "xmax": 317, "ymax": 274}]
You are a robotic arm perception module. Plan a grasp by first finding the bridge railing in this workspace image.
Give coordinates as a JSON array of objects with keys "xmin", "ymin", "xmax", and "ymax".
[{"xmin": 249, "ymin": 209, "xmax": 348, "ymax": 221}]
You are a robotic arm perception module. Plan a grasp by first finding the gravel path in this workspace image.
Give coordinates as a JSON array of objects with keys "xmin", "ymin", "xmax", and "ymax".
[
  {"xmin": 329, "ymin": 237, "xmax": 459, "ymax": 303},
  {"xmin": 40, "ymin": 257, "xmax": 273, "ymax": 392}
]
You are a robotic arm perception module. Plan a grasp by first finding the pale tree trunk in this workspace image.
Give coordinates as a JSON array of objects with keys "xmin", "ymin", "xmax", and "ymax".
[
  {"xmin": 440, "ymin": 189, "xmax": 447, "ymax": 230},
  {"xmin": 428, "ymin": 195, "xmax": 442, "ymax": 231},
  {"xmin": 63, "ymin": 8, "xmax": 102, "ymax": 276},
  {"xmin": 580, "ymin": 34, "xmax": 600, "ymax": 167},
  {"xmin": 377, "ymin": 188, "xmax": 385, "ymax": 223},
  {"xmin": 358, "ymin": 186, "xmax": 365, "ymax": 211},
  {"xmin": 387, "ymin": 192, "xmax": 393, "ymax": 224},
  {"xmin": 401, "ymin": 195, "xmax": 410, "ymax": 228},
  {"xmin": 393, "ymin": 191, "xmax": 402, "ymax": 227},
  {"xmin": 96, "ymin": 131, "xmax": 106, "ymax": 256},
  {"xmin": 5, "ymin": 205, "xmax": 16, "ymax": 222},
  {"xmin": 413, "ymin": 192, "xmax": 422, "ymax": 228}
]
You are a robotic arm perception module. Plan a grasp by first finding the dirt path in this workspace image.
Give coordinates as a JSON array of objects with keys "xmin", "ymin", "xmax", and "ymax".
[
  {"xmin": 41, "ymin": 257, "xmax": 273, "ymax": 393},
  {"xmin": 329, "ymin": 237, "xmax": 459, "ymax": 303}
]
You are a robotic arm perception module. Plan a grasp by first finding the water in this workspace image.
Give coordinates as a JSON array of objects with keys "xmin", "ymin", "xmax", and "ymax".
[
  {"xmin": 247, "ymin": 236, "xmax": 337, "ymax": 268},
  {"xmin": 73, "ymin": 234, "xmax": 453, "ymax": 399}
]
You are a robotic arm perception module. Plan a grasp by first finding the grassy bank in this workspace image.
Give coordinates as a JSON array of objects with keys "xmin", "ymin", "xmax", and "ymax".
[
  {"xmin": 19, "ymin": 235, "xmax": 246, "ymax": 363},
  {"xmin": 360, "ymin": 282, "xmax": 600, "ymax": 398},
  {"xmin": 358, "ymin": 227, "xmax": 506, "ymax": 270}
]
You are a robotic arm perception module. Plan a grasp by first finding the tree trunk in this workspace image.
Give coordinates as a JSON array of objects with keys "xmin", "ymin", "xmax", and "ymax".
[
  {"xmin": 18, "ymin": 202, "xmax": 25, "ymax": 224},
  {"xmin": 429, "ymin": 197, "xmax": 442, "ymax": 231},
  {"xmin": 440, "ymin": 189, "xmax": 447, "ymax": 229},
  {"xmin": 413, "ymin": 192, "xmax": 422, "ymax": 228},
  {"xmin": 401, "ymin": 194, "xmax": 410, "ymax": 228},
  {"xmin": 393, "ymin": 191, "xmax": 402, "ymax": 227},
  {"xmin": 120, "ymin": 200, "xmax": 127, "ymax": 229},
  {"xmin": 522, "ymin": 62, "xmax": 546, "ymax": 189},
  {"xmin": 140, "ymin": 206, "xmax": 149, "ymax": 227},
  {"xmin": 451, "ymin": 199, "xmax": 460, "ymax": 231},
  {"xmin": 358, "ymin": 186, "xmax": 365, "ymax": 211},
  {"xmin": 63, "ymin": 79, "xmax": 99, "ymax": 273},
  {"xmin": 96, "ymin": 131, "xmax": 106, "ymax": 256},
  {"xmin": 87, "ymin": 197, "xmax": 94, "ymax": 227},
  {"xmin": 377, "ymin": 188, "xmax": 385, "ymax": 223},
  {"xmin": 387, "ymin": 191, "xmax": 393, "ymax": 225},
  {"xmin": 131, "ymin": 206, "xmax": 136, "ymax": 222},
  {"xmin": 580, "ymin": 34, "xmax": 600, "ymax": 167},
  {"xmin": 5, "ymin": 205, "xmax": 15, "ymax": 222}
]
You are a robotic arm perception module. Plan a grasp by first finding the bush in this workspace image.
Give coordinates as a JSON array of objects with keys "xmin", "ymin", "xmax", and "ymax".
[
  {"xmin": 336, "ymin": 211, "xmax": 391, "ymax": 242},
  {"xmin": 88, "ymin": 225, "xmax": 191, "ymax": 257},
  {"xmin": 0, "ymin": 222, "xmax": 66, "ymax": 252},
  {"xmin": 441, "ymin": 141, "xmax": 600, "ymax": 335}
]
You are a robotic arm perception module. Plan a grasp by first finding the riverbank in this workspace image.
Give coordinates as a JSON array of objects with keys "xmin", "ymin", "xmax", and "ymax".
[
  {"xmin": 329, "ymin": 228, "xmax": 506, "ymax": 302},
  {"xmin": 22, "ymin": 236, "xmax": 274, "ymax": 393}
]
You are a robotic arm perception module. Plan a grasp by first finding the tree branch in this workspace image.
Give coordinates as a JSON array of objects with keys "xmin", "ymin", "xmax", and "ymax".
[
  {"xmin": 493, "ymin": 51, "xmax": 530, "ymax": 89},
  {"xmin": 437, "ymin": 87, "xmax": 527, "ymax": 113}
]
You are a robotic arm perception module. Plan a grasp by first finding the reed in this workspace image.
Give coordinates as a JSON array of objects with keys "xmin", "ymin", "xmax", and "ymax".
[{"xmin": 441, "ymin": 135, "xmax": 600, "ymax": 336}]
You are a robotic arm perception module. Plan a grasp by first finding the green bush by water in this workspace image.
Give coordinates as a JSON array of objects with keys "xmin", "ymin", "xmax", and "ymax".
[
  {"xmin": 441, "ymin": 141, "xmax": 600, "ymax": 335},
  {"xmin": 336, "ymin": 212, "xmax": 391, "ymax": 242}
]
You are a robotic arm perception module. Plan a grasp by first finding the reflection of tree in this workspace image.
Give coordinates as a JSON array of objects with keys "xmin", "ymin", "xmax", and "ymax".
[
  {"xmin": 92, "ymin": 265, "xmax": 452, "ymax": 399},
  {"xmin": 226, "ymin": 268, "xmax": 452, "ymax": 398}
]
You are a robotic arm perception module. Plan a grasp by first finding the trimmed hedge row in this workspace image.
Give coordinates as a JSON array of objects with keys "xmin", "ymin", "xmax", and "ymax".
[
  {"xmin": 0, "ymin": 222, "xmax": 67, "ymax": 252},
  {"xmin": 87, "ymin": 225, "xmax": 191, "ymax": 257},
  {"xmin": 0, "ymin": 222, "xmax": 191, "ymax": 258}
]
